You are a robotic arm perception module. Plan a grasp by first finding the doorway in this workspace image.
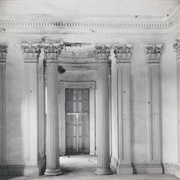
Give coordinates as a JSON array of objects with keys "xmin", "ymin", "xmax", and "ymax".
[{"xmin": 65, "ymin": 89, "xmax": 90, "ymax": 155}]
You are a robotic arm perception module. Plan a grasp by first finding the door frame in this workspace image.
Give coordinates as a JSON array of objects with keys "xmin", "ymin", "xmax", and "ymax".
[{"xmin": 59, "ymin": 81, "xmax": 96, "ymax": 156}]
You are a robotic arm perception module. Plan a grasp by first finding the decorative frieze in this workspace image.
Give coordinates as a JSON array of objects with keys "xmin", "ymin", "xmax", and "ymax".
[
  {"xmin": 21, "ymin": 43, "xmax": 41, "ymax": 63},
  {"xmin": 114, "ymin": 44, "xmax": 133, "ymax": 63},
  {"xmin": 43, "ymin": 43, "xmax": 64, "ymax": 62},
  {"xmin": 146, "ymin": 44, "xmax": 163, "ymax": 63},
  {"xmin": 94, "ymin": 45, "xmax": 111, "ymax": 61},
  {"xmin": 173, "ymin": 39, "xmax": 180, "ymax": 60},
  {"xmin": 0, "ymin": 44, "xmax": 7, "ymax": 63}
]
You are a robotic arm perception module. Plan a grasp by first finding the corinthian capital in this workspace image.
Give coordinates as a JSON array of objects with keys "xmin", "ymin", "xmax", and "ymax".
[
  {"xmin": 146, "ymin": 44, "xmax": 163, "ymax": 63},
  {"xmin": 21, "ymin": 43, "xmax": 41, "ymax": 63},
  {"xmin": 94, "ymin": 45, "xmax": 111, "ymax": 61},
  {"xmin": 43, "ymin": 43, "xmax": 64, "ymax": 62},
  {"xmin": 114, "ymin": 44, "xmax": 133, "ymax": 63},
  {"xmin": 173, "ymin": 39, "xmax": 180, "ymax": 56},
  {"xmin": 0, "ymin": 44, "xmax": 7, "ymax": 63}
]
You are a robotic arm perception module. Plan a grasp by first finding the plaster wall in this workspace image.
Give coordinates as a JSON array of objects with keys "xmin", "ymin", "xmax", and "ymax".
[
  {"xmin": 130, "ymin": 45, "xmax": 148, "ymax": 164},
  {"xmin": 6, "ymin": 43, "xmax": 26, "ymax": 165}
]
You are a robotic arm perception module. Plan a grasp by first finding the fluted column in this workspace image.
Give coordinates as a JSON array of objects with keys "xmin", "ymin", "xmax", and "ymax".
[
  {"xmin": 174, "ymin": 39, "xmax": 180, "ymax": 163},
  {"xmin": 114, "ymin": 44, "xmax": 133, "ymax": 174},
  {"xmin": 146, "ymin": 44, "xmax": 163, "ymax": 174},
  {"xmin": 95, "ymin": 45, "xmax": 112, "ymax": 175},
  {"xmin": 44, "ymin": 43, "xmax": 63, "ymax": 176},
  {"xmin": 0, "ymin": 44, "xmax": 7, "ymax": 176}
]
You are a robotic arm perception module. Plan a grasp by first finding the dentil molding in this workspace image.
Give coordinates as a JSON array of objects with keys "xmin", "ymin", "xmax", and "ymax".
[
  {"xmin": 146, "ymin": 44, "xmax": 163, "ymax": 63},
  {"xmin": 0, "ymin": 44, "xmax": 7, "ymax": 63}
]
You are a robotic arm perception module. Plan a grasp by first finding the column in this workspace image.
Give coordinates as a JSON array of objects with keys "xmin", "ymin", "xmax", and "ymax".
[
  {"xmin": 114, "ymin": 44, "xmax": 133, "ymax": 174},
  {"xmin": 174, "ymin": 39, "xmax": 180, "ymax": 163},
  {"xmin": 0, "ymin": 44, "xmax": 7, "ymax": 176},
  {"xmin": 146, "ymin": 45, "xmax": 163, "ymax": 174},
  {"xmin": 44, "ymin": 43, "xmax": 63, "ymax": 176},
  {"xmin": 95, "ymin": 45, "xmax": 112, "ymax": 175},
  {"xmin": 22, "ymin": 43, "xmax": 41, "ymax": 167}
]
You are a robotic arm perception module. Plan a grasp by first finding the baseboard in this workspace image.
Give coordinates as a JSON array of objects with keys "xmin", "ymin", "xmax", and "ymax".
[
  {"xmin": 147, "ymin": 163, "xmax": 163, "ymax": 174},
  {"xmin": 117, "ymin": 164, "xmax": 133, "ymax": 175},
  {"xmin": 163, "ymin": 163, "xmax": 180, "ymax": 179},
  {"xmin": 132, "ymin": 163, "xmax": 148, "ymax": 174},
  {"xmin": 0, "ymin": 165, "xmax": 8, "ymax": 176},
  {"xmin": 0, "ymin": 156, "xmax": 46, "ymax": 177},
  {"xmin": 132, "ymin": 163, "xmax": 163, "ymax": 174},
  {"xmin": 8, "ymin": 165, "xmax": 39, "ymax": 176}
]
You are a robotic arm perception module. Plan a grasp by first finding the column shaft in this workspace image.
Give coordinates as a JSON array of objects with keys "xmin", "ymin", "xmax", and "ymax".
[
  {"xmin": 45, "ymin": 62, "xmax": 62, "ymax": 175},
  {"xmin": 95, "ymin": 62, "xmax": 112, "ymax": 175}
]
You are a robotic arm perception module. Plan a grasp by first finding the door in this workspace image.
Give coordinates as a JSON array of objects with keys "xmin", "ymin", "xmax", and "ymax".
[{"xmin": 65, "ymin": 89, "xmax": 90, "ymax": 155}]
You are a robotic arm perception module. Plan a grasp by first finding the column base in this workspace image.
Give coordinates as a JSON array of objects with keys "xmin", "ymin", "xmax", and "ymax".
[
  {"xmin": 45, "ymin": 168, "xmax": 62, "ymax": 176},
  {"xmin": 95, "ymin": 167, "xmax": 113, "ymax": 175},
  {"xmin": 117, "ymin": 164, "xmax": 133, "ymax": 175}
]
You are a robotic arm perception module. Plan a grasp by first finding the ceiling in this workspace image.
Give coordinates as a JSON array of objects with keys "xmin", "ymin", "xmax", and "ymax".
[{"xmin": 0, "ymin": 0, "xmax": 179, "ymax": 18}]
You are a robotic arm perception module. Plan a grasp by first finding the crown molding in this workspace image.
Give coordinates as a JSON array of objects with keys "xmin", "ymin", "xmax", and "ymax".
[{"xmin": 0, "ymin": 44, "xmax": 7, "ymax": 63}]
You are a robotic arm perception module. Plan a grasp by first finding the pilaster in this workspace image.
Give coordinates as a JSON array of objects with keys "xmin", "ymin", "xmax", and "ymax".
[
  {"xmin": 0, "ymin": 44, "xmax": 7, "ymax": 176},
  {"xmin": 22, "ymin": 43, "xmax": 42, "ymax": 171},
  {"xmin": 94, "ymin": 45, "xmax": 112, "ymax": 175},
  {"xmin": 173, "ymin": 39, "xmax": 180, "ymax": 164},
  {"xmin": 44, "ymin": 43, "xmax": 63, "ymax": 176},
  {"xmin": 114, "ymin": 44, "xmax": 133, "ymax": 175},
  {"xmin": 146, "ymin": 44, "xmax": 163, "ymax": 174}
]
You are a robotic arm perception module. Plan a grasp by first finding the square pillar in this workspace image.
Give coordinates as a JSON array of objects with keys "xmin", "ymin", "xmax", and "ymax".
[
  {"xmin": 146, "ymin": 44, "xmax": 163, "ymax": 174},
  {"xmin": 114, "ymin": 44, "xmax": 133, "ymax": 175}
]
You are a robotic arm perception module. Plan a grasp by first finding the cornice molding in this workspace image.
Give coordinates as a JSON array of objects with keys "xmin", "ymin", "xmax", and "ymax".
[
  {"xmin": 0, "ymin": 44, "xmax": 7, "ymax": 63},
  {"xmin": 0, "ymin": 7, "xmax": 180, "ymax": 31},
  {"xmin": 21, "ymin": 43, "xmax": 41, "ymax": 63},
  {"xmin": 94, "ymin": 45, "xmax": 111, "ymax": 62},
  {"xmin": 146, "ymin": 44, "xmax": 163, "ymax": 63},
  {"xmin": 114, "ymin": 44, "xmax": 133, "ymax": 63},
  {"xmin": 173, "ymin": 39, "xmax": 180, "ymax": 60}
]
